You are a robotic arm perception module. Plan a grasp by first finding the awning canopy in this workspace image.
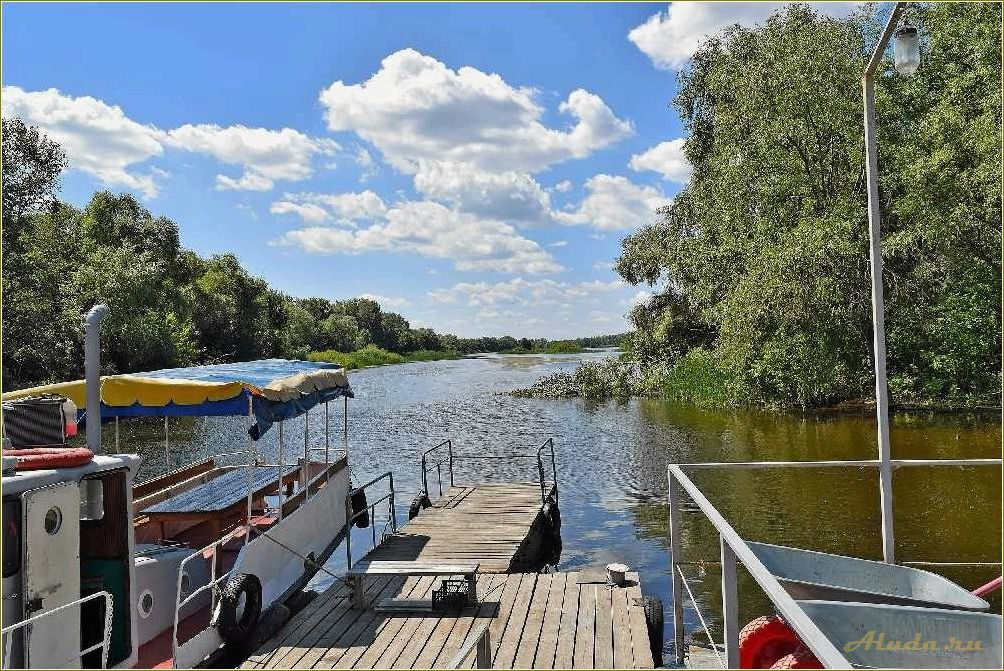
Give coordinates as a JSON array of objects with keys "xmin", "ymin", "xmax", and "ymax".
[{"xmin": 2, "ymin": 359, "xmax": 353, "ymax": 440}]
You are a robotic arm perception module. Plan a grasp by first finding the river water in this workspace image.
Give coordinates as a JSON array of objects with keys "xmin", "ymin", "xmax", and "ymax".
[{"xmin": 117, "ymin": 351, "xmax": 1002, "ymax": 662}]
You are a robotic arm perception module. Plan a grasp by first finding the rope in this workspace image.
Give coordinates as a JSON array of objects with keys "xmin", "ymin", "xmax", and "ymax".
[
  {"xmin": 245, "ymin": 514, "xmax": 352, "ymax": 588},
  {"xmin": 676, "ymin": 565, "xmax": 726, "ymax": 669}
]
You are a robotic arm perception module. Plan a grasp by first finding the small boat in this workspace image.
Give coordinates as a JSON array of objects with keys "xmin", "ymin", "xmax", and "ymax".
[
  {"xmin": 795, "ymin": 600, "xmax": 1003, "ymax": 669},
  {"xmin": 1, "ymin": 308, "xmax": 363, "ymax": 669},
  {"xmin": 748, "ymin": 541, "xmax": 990, "ymax": 610}
]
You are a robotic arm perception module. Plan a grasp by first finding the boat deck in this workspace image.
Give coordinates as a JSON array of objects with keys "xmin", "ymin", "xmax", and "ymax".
[
  {"xmin": 242, "ymin": 570, "xmax": 655, "ymax": 669},
  {"xmin": 361, "ymin": 483, "xmax": 554, "ymax": 573}
]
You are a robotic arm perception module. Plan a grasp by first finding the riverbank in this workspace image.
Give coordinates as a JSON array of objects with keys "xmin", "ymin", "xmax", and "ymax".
[{"xmin": 308, "ymin": 344, "xmax": 463, "ymax": 370}]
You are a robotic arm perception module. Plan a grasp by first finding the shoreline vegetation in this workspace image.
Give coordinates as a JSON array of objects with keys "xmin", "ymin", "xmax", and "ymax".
[{"xmin": 515, "ymin": 3, "xmax": 1002, "ymax": 412}]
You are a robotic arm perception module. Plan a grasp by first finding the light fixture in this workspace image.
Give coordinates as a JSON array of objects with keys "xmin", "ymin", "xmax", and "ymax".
[{"xmin": 894, "ymin": 21, "xmax": 920, "ymax": 76}]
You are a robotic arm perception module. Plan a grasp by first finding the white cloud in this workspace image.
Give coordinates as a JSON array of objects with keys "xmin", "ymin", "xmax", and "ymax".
[
  {"xmin": 629, "ymin": 2, "xmax": 860, "ymax": 70},
  {"xmin": 557, "ymin": 175, "xmax": 670, "ymax": 231},
  {"xmin": 425, "ymin": 277, "xmax": 632, "ymax": 338},
  {"xmin": 276, "ymin": 200, "xmax": 562, "ymax": 274},
  {"xmin": 629, "ymin": 139, "xmax": 691, "ymax": 183},
  {"xmin": 270, "ymin": 201, "xmax": 329, "ymax": 224},
  {"xmin": 554, "ymin": 180, "xmax": 573, "ymax": 193},
  {"xmin": 1, "ymin": 86, "xmax": 164, "ymax": 197},
  {"xmin": 1, "ymin": 86, "xmax": 339, "ymax": 197},
  {"xmin": 166, "ymin": 124, "xmax": 339, "ymax": 192},
  {"xmin": 359, "ymin": 293, "xmax": 411, "ymax": 309},
  {"xmin": 413, "ymin": 161, "xmax": 553, "ymax": 226},
  {"xmin": 270, "ymin": 190, "xmax": 386, "ymax": 225},
  {"xmin": 428, "ymin": 277, "xmax": 627, "ymax": 307},
  {"xmin": 593, "ymin": 260, "xmax": 614, "ymax": 271},
  {"xmin": 319, "ymin": 48, "xmax": 632, "ymax": 174},
  {"xmin": 549, "ymin": 240, "xmax": 568, "ymax": 248}
]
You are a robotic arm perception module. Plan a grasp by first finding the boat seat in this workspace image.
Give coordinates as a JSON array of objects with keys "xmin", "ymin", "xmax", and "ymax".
[{"xmin": 143, "ymin": 465, "xmax": 297, "ymax": 515}]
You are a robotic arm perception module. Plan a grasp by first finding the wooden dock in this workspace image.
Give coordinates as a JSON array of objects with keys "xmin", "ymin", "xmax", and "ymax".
[
  {"xmin": 242, "ymin": 482, "xmax": 656, "ymax": 669},
  {"xmin": 360, "ymin": 483, "xmax": 555, "ymax": 573},
  {"xmin": 242, "ymin": 571, "xmax": 655, "ymax": 669}
]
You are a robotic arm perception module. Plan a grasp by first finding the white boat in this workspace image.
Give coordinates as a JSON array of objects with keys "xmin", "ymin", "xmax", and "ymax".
[{"xmin": 1, "ymin": 308, "xmax": 368, "ymax": 669}]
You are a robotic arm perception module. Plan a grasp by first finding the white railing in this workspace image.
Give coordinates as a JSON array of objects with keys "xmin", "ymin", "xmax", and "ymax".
[
  {"xmin": 1, "ymin": 590, "xmax": 114, "ymax": 669},
  {"xmin": 171, "ymin": 530, "xmax": 240, "ymax": 664},
  {"xmin": 667, "ymin": 457, "xmax": 1003, "ymax": 668}
]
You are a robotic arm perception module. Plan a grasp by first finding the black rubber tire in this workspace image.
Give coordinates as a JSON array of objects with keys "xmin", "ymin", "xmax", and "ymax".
[
  {"xmin": 408, "ymin": 493, "xmax": 431, "ymax": 520},
  {"xmin": 543, "ymin": 498, "xmax": 561, "ymax": 532},
  {"xmin": 643, "ymin": 595, "xmax": 665, "ymax": 667},
  {"xmin": 218, "ymin": 573, "xmax": 262, "ymax": 647},
  {"xmin": 351, "ymin": 488, "xmax": 369, "ymax": 528}
]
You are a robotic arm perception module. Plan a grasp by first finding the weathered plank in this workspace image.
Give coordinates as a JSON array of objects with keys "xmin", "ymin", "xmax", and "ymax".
[
  {"xmin": 594, "ymin": 585, "xmax": 614, "ymax": 669},
  {"xmin": 532, "ymin": 571, "xmax": 568, "ymax": 669},
  {"xmin": 573, "ymin": 584, "xmax": 597, "ymax": 669}
]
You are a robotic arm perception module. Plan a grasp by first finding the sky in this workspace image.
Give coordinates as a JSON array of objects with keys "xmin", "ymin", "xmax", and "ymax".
[{"xmin": 1, "ymin": 2, "xmax": 858, "ymax": 339}]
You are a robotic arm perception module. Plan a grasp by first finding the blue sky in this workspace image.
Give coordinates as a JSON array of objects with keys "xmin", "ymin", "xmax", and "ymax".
[{"xmin": 2, "ymin": 2, "xmax": 856, "ymax": 338}]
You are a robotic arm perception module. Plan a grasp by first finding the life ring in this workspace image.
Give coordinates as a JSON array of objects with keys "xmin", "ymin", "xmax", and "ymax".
[
  {"xmin": 771, "ymin": 645, "xmax": 822, "ymax": 669},
  {"xmin": 3, "ymin": 447, "xmax": 93, "ymax": 470},
  {"xmin": 217, "ymin": 573, "xmax": 262, "ymax": 649},
  {"xmin": 739, "ymin": 615, "xmax": 801, "ymax": 668}
]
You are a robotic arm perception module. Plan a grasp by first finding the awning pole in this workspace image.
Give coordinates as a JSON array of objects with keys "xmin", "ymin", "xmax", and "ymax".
[
  {"xmin": 163, "ymin": 416, "xmax": 170, "ymax": 470},
  {"xmin": 324, "ymin": 401, "xmax": 330, "ymax": 465},
  {"xmin": 114, "ymin": 417, "xmax": 119, "ymax": 453},
  {"xmin": 277, "ymin": 420, "xmax": 285, "ymax": 521},
  {"xmin": 302, "ymin": 409, "xmax": 310, "ymax": 496},
  {"xmin": 343, "ymin": 396, "xmax": 349, "ymax": 460},
  {"xmin": 245, "ymin": 395, "xmax": 254, "ymax": 544}
]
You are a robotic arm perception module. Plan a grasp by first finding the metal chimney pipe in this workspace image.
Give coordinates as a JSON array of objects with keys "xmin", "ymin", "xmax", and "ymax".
[{"xmin": 84, "ymin": 304, "xmax": 109, "ymax": 454}]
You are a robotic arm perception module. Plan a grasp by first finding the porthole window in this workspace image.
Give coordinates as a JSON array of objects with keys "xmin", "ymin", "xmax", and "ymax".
[
  {"xmin": 43, "ymin": 507, "xmax": 62, "ymax": 535},
  {"xmin": 139, "ymin": 589, "xmax": 155, "ymax": 619}
]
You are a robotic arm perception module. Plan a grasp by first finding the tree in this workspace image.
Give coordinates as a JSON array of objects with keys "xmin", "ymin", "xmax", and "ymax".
[
  {"xmin": 1, "ymin": 116, "xmax": 67, "ymax": 260},
  {"xmin": 617, "ymin": 3, "xmax": 1002, "ymax": 407}
]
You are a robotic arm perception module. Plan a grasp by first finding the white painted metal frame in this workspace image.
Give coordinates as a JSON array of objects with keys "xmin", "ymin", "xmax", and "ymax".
[
  {"xmin": 667, "ymin": 457, "xmax": 1003, "ymax": 667},
  {"xmin": 1, "ymin": 590, "xmax": 114, "ymax": 669}
]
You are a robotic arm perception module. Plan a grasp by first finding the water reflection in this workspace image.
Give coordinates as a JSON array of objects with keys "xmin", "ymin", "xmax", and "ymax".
[{"xmin": 106, "ymin": 352, "xmax": 1001, "ymax": 660}]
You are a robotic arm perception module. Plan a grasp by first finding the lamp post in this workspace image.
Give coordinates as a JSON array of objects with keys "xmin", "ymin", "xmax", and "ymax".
[{"xmin": 863, "ymin": 1, "xmax": 918, "ymax": 565}]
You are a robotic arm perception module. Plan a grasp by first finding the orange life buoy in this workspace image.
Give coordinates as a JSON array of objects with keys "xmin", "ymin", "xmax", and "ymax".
[
  {"xmin": 4, "ymin": 447, "xmax": 94, "ymax": 470},
  {"xmin": 739, "ymin": 615, "xmax": 801, "ymax": 668},
  {"xmin": 771, "ymin": 645, "xmax": 822, "ymax": 669}
]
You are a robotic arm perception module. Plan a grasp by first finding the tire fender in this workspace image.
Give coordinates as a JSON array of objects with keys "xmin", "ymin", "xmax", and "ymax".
[{"xmin": 217, "ymin": 573, "xmax": 263, "ymax": 648}]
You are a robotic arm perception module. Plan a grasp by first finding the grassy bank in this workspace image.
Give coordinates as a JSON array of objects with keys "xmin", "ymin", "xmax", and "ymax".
[
  {"xmin": 308, "ymin": 344, "xmax": 463, "ymax": 370},
  {"xmin": 501, "ymin": 340, "xmax": 585, "ymax": 355}
]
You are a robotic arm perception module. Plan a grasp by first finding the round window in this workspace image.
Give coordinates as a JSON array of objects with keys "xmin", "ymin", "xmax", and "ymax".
[
  {"xmin": 139, "ymin": 589, "xmax": 155, "ymax": 618},
  {"xmin": 43, "ymin": 507, "xmax": 62, "ymax": 535}
]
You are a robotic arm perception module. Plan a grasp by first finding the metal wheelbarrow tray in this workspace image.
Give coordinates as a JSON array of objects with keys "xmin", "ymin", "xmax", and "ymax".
[
  {"xmin": 796, "ymin": 600, "xmax": 1002, "ymax": 669},
  {"xmin": 748, "ymin": 542, "xmax": 990, "ymax": 610}
]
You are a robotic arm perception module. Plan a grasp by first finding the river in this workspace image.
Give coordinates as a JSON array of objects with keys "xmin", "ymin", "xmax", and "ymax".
[{"xmin": 116, "ymin": 351, "xmax": 1002, "ymax": 662}]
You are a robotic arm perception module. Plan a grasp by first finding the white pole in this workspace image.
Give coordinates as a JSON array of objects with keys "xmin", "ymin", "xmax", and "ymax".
[
  {"xmin": 277, "ymin": 420, "xmax": 285, "ymax": 521},
  {"xmin": 324, "ymin": 401, "xmax": 330, "ymax": 464},
  {"xmin": 863, "ymin": 2, "xmax": 908, "ymax": 565},
  {"xmin": 343, "ymin": 396, "xmax": 349, "ymax": 460},
  {"xmin": 303, "ymin": 409, "xmax": 310, "ymax": 495},
  {"xmin": 246, "ymin": 395, "xmax": 254, "ymax": 543},
  {"xmin": 164, "ymin": 416, "xmax": 170, "ymax": 471},
  {"xmin": 83, "ymin": 304, "xmax": 109, "ymax": 455}
]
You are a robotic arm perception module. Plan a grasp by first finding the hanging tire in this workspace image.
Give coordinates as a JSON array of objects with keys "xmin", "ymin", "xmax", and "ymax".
[
  {"xmin": 350, "ymin": 488, "xmax": 369, "ymax": 528},
  {"xmin": 217, "ymin": 573, "xmax": 262, "ymax": 648},
  {"xmin": 542, "ymin": 498, "xmax": 561, "ymax": 532},
  {"xmin": 408, "ymin": 493, "xmax": 432, "ymax": 520},
  {"xmin": 643, "ymin": 595, "xmax": 664, "ymax": 667},
  {"xmin": 739, "ymin": 615, "xmax": 800, "ymax": 669},
  {"xmin": 770, "ymin": 645, "xmax": 822, "ymax": 669}
]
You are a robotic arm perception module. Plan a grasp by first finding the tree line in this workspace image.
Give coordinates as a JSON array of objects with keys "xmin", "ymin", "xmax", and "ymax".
[
  {"xmin": 617, "ymin": 2, "xmax": 1001, "ymax": 408},
  {"xmin": 1, "ymin": 118, "xmax": 624, "ymax": 390}
]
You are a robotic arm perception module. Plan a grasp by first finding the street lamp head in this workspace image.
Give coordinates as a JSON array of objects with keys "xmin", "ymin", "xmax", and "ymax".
[{"xmin": 894, "ymin": 21, "xmax": 920, "ymax": 76}]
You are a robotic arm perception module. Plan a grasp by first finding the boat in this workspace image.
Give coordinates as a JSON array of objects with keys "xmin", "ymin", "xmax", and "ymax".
[{"xmin": 1, "ymin": 307, "xmax": 363, "ymax": 669}]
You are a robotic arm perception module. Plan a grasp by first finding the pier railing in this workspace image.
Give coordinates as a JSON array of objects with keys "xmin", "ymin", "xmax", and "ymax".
[
  {"xmin": 667, "ymin": 457, "xmax": 1002, "ymax": 668},
  {"xmin": 421, "ymin": 437, "xmax": 558, "ymax": 505},
  {"xmin": 345, "ymin": 471, "xmax": 398, "ymax": 568}
]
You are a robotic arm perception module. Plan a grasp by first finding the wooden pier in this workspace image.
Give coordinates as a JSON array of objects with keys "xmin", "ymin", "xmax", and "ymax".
[
  {"xmin": 243, "ymin": 482, "xmax": 656, "ymax": 669},
  {"xmin": 361, "ymin": 483, "xmax": 554, "ymax": 573}
]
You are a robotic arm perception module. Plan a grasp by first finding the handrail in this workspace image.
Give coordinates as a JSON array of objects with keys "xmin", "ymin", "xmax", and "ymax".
[
  {"xmin": 421, "ymin": 438, "xmax": 559, "ymax": 505},
  {"xmin": 446, "ymin": 619, "xmax": 492, "ymax": 669},
  {"xmin": 668, "ymin": 464, "xmax": 851, "ymax": 668},
  {"xmin": 666, "ymin": 457, "xmax": 1002, "ymax": 668},
  {"xmin": 1, "ymin": 590, "xmax": 114, "ymax": 669},
  {"xmin": 421, "ymin": 439, "xmax": 454, "ymax": 498},
  {"xmin": 345, "ymin": 471, "xmax": 397, "ymax": 568}
]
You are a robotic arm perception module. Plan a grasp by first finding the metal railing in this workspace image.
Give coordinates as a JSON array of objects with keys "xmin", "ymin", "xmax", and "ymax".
[
  {"xmin": 446, "ymin": 619, "xmax": 492, "ymax": 669},
  {"xmin": 667, "ymin": 457, "xmax": 1003, "ymax": 668},
  {"xmin": 421, "ymin": 438, "xmax": 559, "ymax": 505},
  {"xmin": 1, "ymin": 590, "xmax": 114, "ymax": 669},
  {"xmin": 345, "ymin": 471, "xmax": 398, "ymax": 568}
]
